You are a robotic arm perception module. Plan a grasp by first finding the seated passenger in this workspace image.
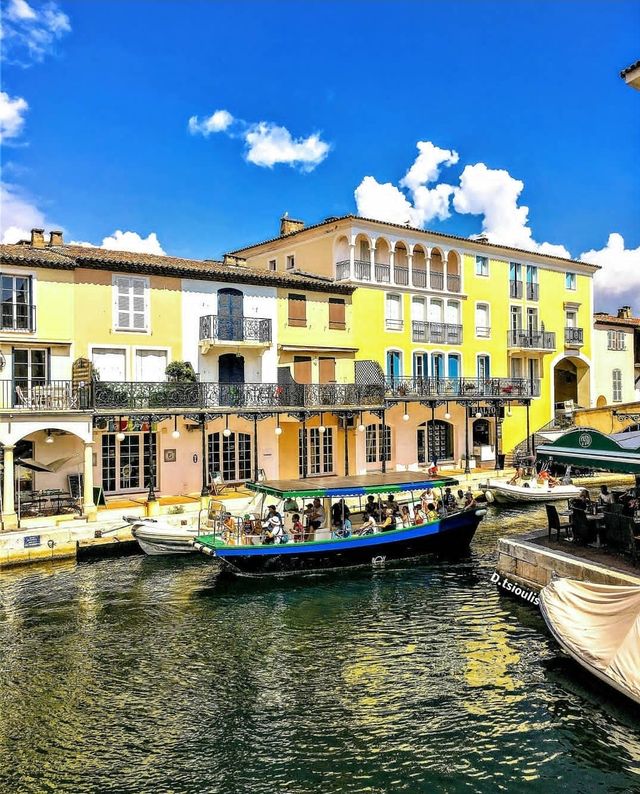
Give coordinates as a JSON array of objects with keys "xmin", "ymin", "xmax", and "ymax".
[
  {"xmin": 425, "ymin": 503, "xmax": 439, "ymax": 522},
  {"xmin": 463, "ymin": 492, "xmax": 477, "ymax": 510},
  {"xmin": 291, "ymin": 513, "xmax": 304, "ymax": 542},
  {"xmin": 262, "ymin": 505, "xmax": 284, "ymax": 544},
  {"xmin": 508, "ymin": 466, "xmax": 525, "ymax": 485},
  {"xmin": 413, "ymin": 504, "xmax": 426, "ymax": 525},
  {"xmin": 359, "ymin": 513, "xmax": 378, "ymax": 534},
  {"xmin": 456, "ymin": 489, "xmax": 466, "ymax": 509},
  {"xmin": 364, "ymin": 495, "xmax": 381, "ymax": 522},
  {"xmin": 443, "ymin": 487, "xmax": 456, "ymax": 511},
  {"xmin": 400, "ymin": 505, "xmax": 412, "ymax": 528},
  {"xmin": 380, "ymin": 507, "xmax": 397, "ymax": 531}
]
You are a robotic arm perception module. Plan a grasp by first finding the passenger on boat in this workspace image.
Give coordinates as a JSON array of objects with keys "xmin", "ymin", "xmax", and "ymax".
[
  {"xmin": 508, "ymin": 467, "xmax": 525, "ymax": 485},
  {"xmin": 291, "ymin": 513, "xmax": 305, "ymax": 542},
  {"xmin": 333, "ymin": 517, "xmax": 353, "ymax": 539},
  {"xmin": 331, "ymin": 499, "xmax": 351, "ymax": 527},
  {"xmin": 380, "ymin": 507, "xmax": 397, "ymax": 531},
  {"xmin": 263, "ymin": 505, "xmax": 284, "ymax": 544},
  {"xmin": 443, "ymin": 487, "xmax": 456, "ymax": 511},
  {"xmin": 420, "ymin": 487, "xmax": 436, "ymax": 509},
  {"xmin": 436, "ymin": 499, "xmax": 447, "ymax": 518},
  {"xmin": 400, "ymin": 505, "xmax": 411, "ymax": 528},
  {"xmin": 413, "ymin": 504, "xmax": 426, "ymax": 525},
  {"xmin": 456, "ymin": 489, "xmax": 466, "ymax": 509},
  {"xmin": 359, "ymin": 513, "xmax": 378, "ymax": 534},
  {"xmin": 309, "ymin": 498, "xmax": 325, "ymax": 531},
  {"xmin": 463, "ymin": 492, "xmax": 477, "ymax": 510},
  {"xmin": 222, "ymin": 512, "xmax": 236, "ymax": 542},
  {"xmin": 425, "ymin": 503, "xmax": 438, "ymax": 522},
  {"xmin": 385, "ymin": 494, "xmax": 400, "ymax": 515},
  {"xmin": 283, "ymin": 497, "xmax": 299, "ymax": 512},
  {"xmin": 364, "ymin": 495, "xmax": 381, "ymax": 522}
]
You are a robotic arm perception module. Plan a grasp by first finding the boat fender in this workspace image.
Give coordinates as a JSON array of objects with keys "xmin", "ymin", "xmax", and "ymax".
[
  {"xmin": 484, "ymin": 491, "xmax": 495, "ymax": 504},
  {"xmin": 372, "ymin": 555, "xmax": 386, "ymax": 568},
  {"xmin": 475, "ymin": 509, "xmax": 488, "ymax": 517}
]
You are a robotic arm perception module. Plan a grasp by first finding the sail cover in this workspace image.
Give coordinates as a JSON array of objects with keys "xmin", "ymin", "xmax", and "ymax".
[{"xmin": 540, "ymin": 578, "xmax": 640, "ymax": 704}]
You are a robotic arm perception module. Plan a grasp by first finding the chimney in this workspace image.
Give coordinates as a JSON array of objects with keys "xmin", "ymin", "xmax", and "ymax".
[
  {"xmin": 280, "ymin": 214, "xmax": 304, "ymax": 236},
  {"xmin": 222, "ymin": 254, "xmax": 246, "ymax": 267},
  {"xmin": 30, "ymin": 228, "xmax": 45, "ymax": 248},
  {"xmin": 618, "ymin": 306, "xmax": 632, "ymax": 319},
  {"xmin": 49, "ymin": 230, "xmax": 64, "ymax": 247}
]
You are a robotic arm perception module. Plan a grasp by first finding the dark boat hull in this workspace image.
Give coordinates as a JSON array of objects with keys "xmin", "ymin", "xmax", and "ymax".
[{"xmin": 195, "ymin": 509, "xmax": 485, "ymax": 577}]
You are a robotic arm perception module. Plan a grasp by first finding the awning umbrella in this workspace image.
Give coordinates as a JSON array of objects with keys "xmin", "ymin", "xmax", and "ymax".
[
  {"xmin": 537, "ymin": 429, "xmax": 640, "ymax": 474},
  {"xmin": 14, "ymin": 457, "xmax": 55, "ymax": 473}
]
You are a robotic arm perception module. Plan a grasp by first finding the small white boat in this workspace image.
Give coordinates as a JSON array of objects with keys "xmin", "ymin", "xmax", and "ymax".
[
  {"xmin": 126, "ymin": 516, "xmax": 198, "ymax": 555},
  {"xmin": 484, "ymin": 478, "xmax": 581, "ymax": 505},
  {"xmin": 540, "ymin": 577, "xmax": 640, "ymax": 706}
]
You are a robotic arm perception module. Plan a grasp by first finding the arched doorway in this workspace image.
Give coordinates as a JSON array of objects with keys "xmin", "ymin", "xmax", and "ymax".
[
  {"xmin": 217, "ymin": 288, "xmax": 244, "ymax": 341},
  {"xmin": 553, "ymin": 356, "xmax": 590, "ymax": 409},
  {"xmin": 417, "ymin": 420, "xmax": 453, "ymax": 463}
]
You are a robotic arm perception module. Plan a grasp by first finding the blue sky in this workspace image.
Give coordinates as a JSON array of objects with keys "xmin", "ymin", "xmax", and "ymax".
[{"xmin": 1, "ymin": 0, "xmax": 639, "ymax": 309}]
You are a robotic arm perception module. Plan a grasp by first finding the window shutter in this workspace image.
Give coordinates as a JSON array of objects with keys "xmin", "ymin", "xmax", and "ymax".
[
  {"xmin": 319, "ymin": 357, "xmax": 336, "ymax": 384},
  {"xmin": 328, "ymin": 298, "xmax": 345, "ymax": 329},
  {"xmin": 288, "ymin": 294, "xmax": 307, "ymax": 327},
  {"xmin": 116, "ymin": 277, "xmax": 131, "ymax": 329}
]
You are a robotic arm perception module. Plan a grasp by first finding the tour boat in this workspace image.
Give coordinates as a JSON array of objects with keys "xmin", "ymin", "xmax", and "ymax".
[
  {"xmin": 192, "ymin": 472, "xmax": 486, "ymax": 577},
  {"xmin": 126, "ymin": 516, "xmax": 199, "ymax": 555},
  {"xmin": 484, "ymin": 478, "xmax": 581, "ymax": 505},
  {"xmin": 539, "ymin": 577, "xmax": 640, "ymax": 706}
]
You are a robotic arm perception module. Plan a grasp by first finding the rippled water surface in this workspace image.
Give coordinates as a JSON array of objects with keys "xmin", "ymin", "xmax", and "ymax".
[{"xmin": 1, "ymin": 504, "xmax": 640, "ymax": 793}]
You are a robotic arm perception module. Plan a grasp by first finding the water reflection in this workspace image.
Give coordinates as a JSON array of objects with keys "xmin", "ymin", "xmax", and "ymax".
[{"xmin": 1, "ymin": 503, "xmax": 639, "ymax": 792}]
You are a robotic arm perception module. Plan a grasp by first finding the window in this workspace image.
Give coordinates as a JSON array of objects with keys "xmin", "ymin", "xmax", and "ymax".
[
  {"xmin": 135, "ymin": 349, "xmax": 167, "ymax": 382},
  {"xmin": 1, "ymin": 274, "xmax": 34, "ymax": 331},
  {"xmin": 447, "ymin": 354, "xmax": 460, "ymax": 378},
  {"xmin": 510, "ymin": 357, "xmax": 523, "ymax": 379},
  {"xmin": 565, "ymin": 310, "xmax": 577, "ymax": 328},
  {"xmin": 101, "ymin": 431, "xmax": 158, "ymax": 493},
  {"xmin": 613, "ymin": 369, "xmax": 622, "ymax": 402},
  {"xmin": 526, "ymin": 265, "xmax": 538, "ymax": 300},
  {"xmin": 386, "ymin": 350, "xmax": 402, "ymax": 382},
  {"xmin": 209, "ymin": 431, "xmax": 252, "ymax": 482},
  {"xmin": 268, "ymin": 259, "xmax": 276, "ymax": 271},
  {"xmin": 92, "ymin": 348, "xmax": 126, "ymax": 381},
  {"xmin": 411, "ymin": 297, "xmax": 426, "ymax": 322},
  {"xmin": 385, "ymin": 294, "xmax": 403, "ymax": 330},
  {"xmin": 365, "ymin": 424, "xmax": 391, "ymax": 464},
  {"xmin": 413, "ymin": 352, "xmax": 428, "ymax": 379},
  {"xmin": 509, "ymin": 263, "xmax": 523, "ymax": 297},
  {"xmin": 328, "ymin": 298, "xmax": 346, "ymax": 330},
  {"xmin": 13, "ymin": 348, "xmax": 47, "ymax": 404},
  {"xmin": 286, "ymin": 255, "xmax": 295, "ymax": 270},
  {"xmin": 565, "ymin": 272, "xmax": 577, "ymax": 290},
  {"xmin": 359, "ymin": 240, "xmax": 370, "ymax": 261},
  {"xmin": 446, "ymin": 300, "xmax": 460, "ymax": 325},
  {"xmin": 298, "ymin": 427, "xmax": 334, "ymax": 476},
  {"xmin": 288, "ymin": 293, "xmax": 307, "ymax": 327},
  {"xmin": 113, "ymin": 276, "xmax": 149, "ymax": 331},
  {"xmin": 475, "ymin": 255, "xmax": 489, "ymax": 277},
  {"xmin": 607, "ymin": 330, "xmax": 626, "ymax": 351},
  {"xmin": 477, "ymin": 355, "xmax": 490, "ymax": 379},
  {"xmin": 476, "ymin": 303, "xmax": 490, "ymax": 337},
  {"xmin": 526, "ymin": 307, "xmax": 538, "ymax": 333}
]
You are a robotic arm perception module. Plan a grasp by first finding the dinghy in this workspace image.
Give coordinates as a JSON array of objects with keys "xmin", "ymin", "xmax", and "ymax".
[
  {"xmin": 126, "ymin": 516, "xmax": 198, "ymax": 555},
  {"xmin": 539, "ymin": 577, "xmax": 640, "ymax": 706},
  {"xmin": 484, "ymin": 478, "xmax": 580, "ymax": 505}
]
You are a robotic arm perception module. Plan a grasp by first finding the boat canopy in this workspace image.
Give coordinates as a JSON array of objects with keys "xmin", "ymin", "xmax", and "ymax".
[
  {"xmin": 537, "ymin": 428, "xmax": 640, "ymax": 474},
  {"xmin": 247, "ymin": 472, "xmax": 460, "ymax": 499}
]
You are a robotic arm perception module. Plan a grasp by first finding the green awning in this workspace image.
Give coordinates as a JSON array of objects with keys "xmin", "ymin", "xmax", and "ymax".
[{"xmin": 537, "ymin": 429, "xmax": 640, "ymax": 474}]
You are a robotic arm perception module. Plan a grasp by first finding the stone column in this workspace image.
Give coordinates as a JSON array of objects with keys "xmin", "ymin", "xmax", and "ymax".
[
  {"xmin": 349, "ymin": 243, "xmax": 355, "ymax": 280},
  {"xmin": 407, "ymin": 251, "xmax": 414, "ymax": 288},
  {"xmin": 443, "ymin": 249, "xmax": 449, "ymax": 291},
  {"xmin": 2, "ymin": 445, "xmax": 17, "ymax": 529},
  {"xmin": 426, "ymin": 248, "xmax": 432, "ymax": 289},
  {"xmin": 83, "ymin": 441, "xmax": 98, "ymax": 520},
  {"xmin": 389, "ymin": 247, "xmax": 395, "ymax": 284},
  {"xmin": 369, "ymin": 242, "xmax": 375, "ymax": 282}
]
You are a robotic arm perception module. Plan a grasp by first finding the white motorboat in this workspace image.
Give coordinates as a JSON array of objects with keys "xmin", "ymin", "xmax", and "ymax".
[
  {"xmin": 484, "ymin": 478, "xmax": 581, "ymax": 505},
  {"xmin": 540, "ymin": 577, "xmax": 640, "ymax": 706},
  {"xmin": 126, "ymin": 516, "xmax": 198, "ymax": 555}
]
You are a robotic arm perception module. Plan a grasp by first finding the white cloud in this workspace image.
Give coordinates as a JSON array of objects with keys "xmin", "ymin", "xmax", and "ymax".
[
  {"xmin": 188, "ymin": 109, "xmax": 234, "ymax": 135},
  {"xmin": 188, "ymin": 107, "xmax": 330, "ymax": 172},
  {"xmin": 98, "ymin": 230, "xmax": 166, "ymax": 255},
  {"xmin": 354, "ymin": 176, "xmax": 415, "ymax": 225},
  {"xmin": 399, "ymin": 141, "xmax": 459, "ymax": 193},
  {"xmin": 0, "ymin": 181, "xmax": 50, "ymax": 243},
  {"xmin": 580, "ymin": 233, "xmax": 640, "ymax": 301},
  {"xmin": 2, "ymin": 0, "xmax": 71, "ymax": 65},
  {"xmin": 0, "ymin": 91, "xmax": 29, "ymax": 142}
]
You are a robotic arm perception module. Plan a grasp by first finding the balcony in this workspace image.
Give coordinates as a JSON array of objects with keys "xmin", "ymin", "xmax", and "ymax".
[
  {"xmin": 526, "ymin": 283, "xmax": 539, "ymax": 301},
  {"xmin": 564, "ymin": 326, "xmax": 584, "ymax": 347},
  {"xmin": 412, "ymin": 321, "xmax": 463, "ymax": 345},
  {"xmin": 385, "ymin": 377, "xmax": 541, "ymax": 400},
  {"xmin": 335, "ymin": 260, "xmax": 350, "ymax": 280},
  {"xmin": 507, "ymin": 329, "xmax": 556, "ymax": 350},
  {"xmin": 0, "ymin": 380, "xmax": 92, "ymax": 410},
  {"xmin": 510, "ymin": 280, "xmax": 523, "ymax": 299},
  {"xmin": 1, "ymin": 303, "xmax": 36, "ymax": 332},
  {"xmin": 430, "ymin": 272, "xmax": 444, "ymax": 290},
  {"xmin": 354, "ymin": 259, "xmax": 371, "ymax": 280},
  {"xmin": 375, "ymin": 263, "xmax": 390, "ymax": 283},
  {"xmin": 476, "ymin": 326, "xmax": 491, "ymax": 339},
  {"xmin": 447, "ymin": 274, "xmax": 461, "ymax": 292},
  {"xmin": 394, "ymin": 266, "xmax": 409, "ymax": 286},
  {"xmin": 199, "ymin": 315, "xmax": 271, "ymax": 347},
  {"xmin": 412, "ymin": 269, "xmax": 427, "ymax": 288}
]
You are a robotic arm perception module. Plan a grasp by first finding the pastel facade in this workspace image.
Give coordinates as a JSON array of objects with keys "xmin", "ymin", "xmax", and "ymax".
[{"xmin": 592, "ymin": 308, "xmax": 640, "ymax": 406}]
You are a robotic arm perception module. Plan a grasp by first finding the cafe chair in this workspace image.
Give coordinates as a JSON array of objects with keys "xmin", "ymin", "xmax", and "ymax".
[{"xmin": 546, "ymin": 504, "xmax": 572, "ymax": 542}]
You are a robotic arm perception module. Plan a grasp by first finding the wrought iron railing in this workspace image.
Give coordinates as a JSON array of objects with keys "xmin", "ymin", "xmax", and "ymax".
[
  {"xmin": 510, "ymin": 280, "xmax": 523, "ymax": 298},
  {"xmin": 0, "ymin": 380, "xmax": 92, "ymax": 410},
  {"xmin": 199, "ymin": 315, "xmax": 271, "ymax": 343},
  {"xmin": 507, "ymin": 330, "xmax": 555, "ymax": 349},
  {"xmin": 526, "ymin": 283, "xmax": 539, "ymax": 301},
  {"xmin": 412, "ymin": 269, "xmax": 427, "ymax": 288},
  {"xmin": 385, "ymin": 377, "xmax": 541, "ymax": 399},
  {"xmin": 447, "ymin": 274, "xmax": 461, "ymax": 292},
  {"xmin": 1, "ymin": 303, "xmax": 36, "ymax": 332},
  {"xmin": 375, "ymin": 263, "xmax": 390, "ymax": 282},
  {"xmin": 564, "ymin": 327, "xmax": 584, "ymax": 346},
  {"xmin": 394, "ymin": 266, "xmax": 409, "ymax": 286},
  {"xmin": 412, "ymin": 321, "xmax": 463, "ymax": 344},
  {"xmin": 430, "ymin": 272, "xmax": 444, "ymax": 290},
  {"xmin": 335, "ymin": 260, "xmax": 350, "ymax": 280},
  {"xmin": 354, "ymin": 259, "xmax": 371, "ymax": 280}
]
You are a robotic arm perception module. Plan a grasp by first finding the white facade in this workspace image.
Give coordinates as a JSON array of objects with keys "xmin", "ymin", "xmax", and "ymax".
[{"xmin": 592, "ymin": 323, "xmax": 636, "ymax": 406}]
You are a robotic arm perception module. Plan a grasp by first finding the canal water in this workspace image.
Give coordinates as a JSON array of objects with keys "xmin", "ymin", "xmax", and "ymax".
[{"xmin": 1, "ymin": 505, "xmax": 639, "ymax": 793}]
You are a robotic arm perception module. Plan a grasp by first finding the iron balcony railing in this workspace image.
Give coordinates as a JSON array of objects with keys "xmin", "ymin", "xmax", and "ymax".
[
  {"xmin": 526, "ymin": 283, "xmax": 539, "ymax": 301},
  {"xmin": 412, "ymin": 269, "xmax": 427, "ymax": 288},
  {"xmin": 510, "ymin": 280, "xmax": 523, "ymax": 298},
  {"xmin": 354, "ymin": 259, "xmax": 371, "ymax": 280},
  {"xmin": 430, "ymin": 272, "xmax": 444, "ymax": 290},
  {"xmin": 412, "ymin": 321, "xmax": 463, "ymax": 345},
  {"xmin": 385, "ymin": 376, "xmax": 541, "ymax": 399},
  {"xmin": 1, "ymin": 303, "xmax": 36, "ymax": 332},
  {"xmin": 199, "ymin": 315, "xmax": 272, "ymax": 344},
  {"xmin": 375, "ymin": 263, "xmax": 390, "ymax": 283},
  {"xmin": 0, "ymin": 380, "xmax": 92, "ymax": 410},
  {"xmin": 394, "ymin": 266, "xmax": 409, "ymax": 286},
  {"xmin": 507, "ymin": 329, "xmax": 556, "ymax": 350},
  {"xmin": 564, "ymin": 327, "xmax": 584, "ymax": 346},
  {"xmin": 447, "ymin": 274, "xmax": 461, "ymax": 292},
  {"xmin": 335, "ymin": 260, "xmax": 350, "ymax": 280}
]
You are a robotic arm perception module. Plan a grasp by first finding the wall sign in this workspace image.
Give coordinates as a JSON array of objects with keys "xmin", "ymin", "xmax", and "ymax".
[{"xmin": 23, "ymin": 535, "xmax": 41, "ymax": 549}]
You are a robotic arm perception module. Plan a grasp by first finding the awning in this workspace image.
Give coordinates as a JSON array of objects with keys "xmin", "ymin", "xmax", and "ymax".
[
  {"xmin": 247, "ymin": 472, "xmax": 459, "ymax": 499},
  {"xmin": 537, "ymin": 429, "xmax": 640, "ymax": 474}
]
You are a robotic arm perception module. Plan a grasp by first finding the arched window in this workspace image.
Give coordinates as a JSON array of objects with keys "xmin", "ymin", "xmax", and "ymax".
[
  {"xmin": 366, "ymin": 424, "xmax": 391, "ymax": 463},
  {"xmin": 417, "ymin": 420, "xmax": 453, "ymax": 463},
  {"xmin": 208, "ymin": 431, "xmax": 251, "ymax": 482},
  {"xmin": 217, "ymin": 288, "xmax": 244, "ymax": 341}
]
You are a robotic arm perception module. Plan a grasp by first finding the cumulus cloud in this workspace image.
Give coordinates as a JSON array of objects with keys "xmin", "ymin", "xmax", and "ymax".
[
  {"xmin": 2, "ymin": 0, "xmax": 71, "ymax": 65},
  {"xmin": 0, "ymin": 181, "xmax": 51, "ymax": 243},
  {"xmin": 188, "ymin": 107, "xmax": 330, "ymax": 172},
  {"xmin": 70, "ymin": 230, "xmax": 166, "ymax": 256},
  {"xmin": 354, "ymin": 177, "xmax": 415, "ymax": 226},
  {"xmin": 0, "ymin": 91, "xmax": 29, "ymax": 142},
  {"xmin": 399, "ymin": 141, "xmax": 459, "ymax": 193},
  {"xmin": 580, "ymin": 233, "xmax": 640, "ymax": 302}
]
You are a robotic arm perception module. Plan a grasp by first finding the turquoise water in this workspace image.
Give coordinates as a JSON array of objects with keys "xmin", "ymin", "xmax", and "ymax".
[{"xmin": 1, "ymin": 504, "xmax": 639, "ymax": 793}]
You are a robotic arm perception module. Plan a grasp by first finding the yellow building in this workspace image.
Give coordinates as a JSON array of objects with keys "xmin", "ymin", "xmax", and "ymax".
[{"xmin": 230, "ymin": 214, "xmax": 598, "ymax": 471}]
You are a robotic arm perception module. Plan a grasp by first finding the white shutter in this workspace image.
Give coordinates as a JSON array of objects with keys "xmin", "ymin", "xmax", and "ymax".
[
  {"xmin": 446, "ymin": 300, "xmax": 460, "ymax": 324},
  {"xmin": 135, "ymin": 350, "xmax": 167, "ymax": 382},
  {"xmin": 92, "ymin": 348, "xmax": 126, "ymax": 380},
  {"xmin": 476, "ymin": 304, "xmax": 488, "ymax": 327},
  {"xmin": 116, "ymin": 277, "xmax": 131, "ymax": 329},
  {"xmin": 428, "ymin": 300, "xmax": 443, "ymax": 322},
  {"xmin": 411, "ymin": 298, "xmax": 426, "ymax": 322},
  {"xmin": 114, "ymin": 276, "xmax": 148, "ymax": 330},
  {"xmin": 386, "ymin": 294, "xmax": 401, "ymax": 320}
]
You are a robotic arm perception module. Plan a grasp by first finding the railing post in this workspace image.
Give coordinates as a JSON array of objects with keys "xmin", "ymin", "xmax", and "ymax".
[
  {"xmin": 253, "ymin": 414, "xmax": 259, "ymax": 482},
  {"xmin": 146, "ymin": 416, "xmax": 157, "ymax": 502},
  {"xmin": 200, "ymin": 416, "xmax": 209, "ymax": 496}
]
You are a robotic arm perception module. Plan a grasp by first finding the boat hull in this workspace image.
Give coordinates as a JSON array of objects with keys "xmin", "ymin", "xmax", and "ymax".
[
  {"xmin": 486, "ymin": 480, "xmax": 580, "ymax": 505},
  {"xmin": 194, "ymin": 509, "xmax": 485, "ymax": 577},
  {"xmin": 130, "ymin": 522, "xmax": 197, "ymax": 556}
]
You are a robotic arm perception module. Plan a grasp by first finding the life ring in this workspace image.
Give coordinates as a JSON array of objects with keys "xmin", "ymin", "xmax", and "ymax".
[{"xmin": 484, "ymin": 490, "xmax": 495, "ymax": 504}]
